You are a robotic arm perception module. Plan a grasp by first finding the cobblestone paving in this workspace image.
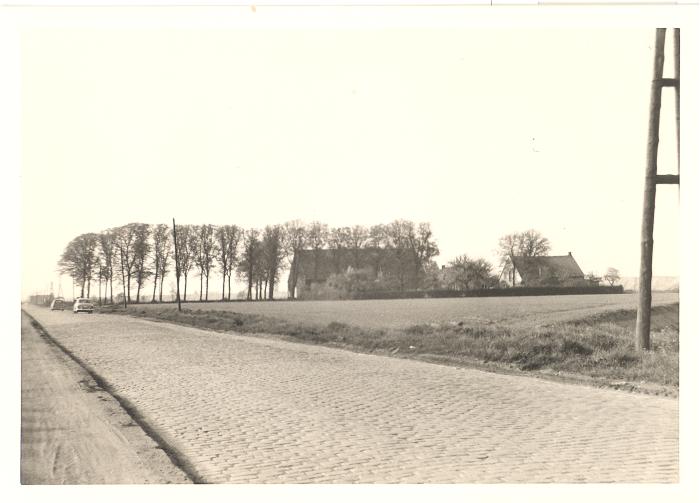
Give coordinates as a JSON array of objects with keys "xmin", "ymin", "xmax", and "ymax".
[{"xmin": 24, "ymin": 306, "xmax": 678, "ymax": 483}]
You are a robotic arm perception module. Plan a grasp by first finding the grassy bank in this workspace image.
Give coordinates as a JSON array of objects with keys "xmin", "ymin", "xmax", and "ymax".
[{"xmin": 100, "ymin": 303, "xmax": 678, "ymax": 394}]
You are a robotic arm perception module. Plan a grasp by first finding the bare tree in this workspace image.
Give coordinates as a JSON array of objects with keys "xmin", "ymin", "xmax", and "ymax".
[
  {"xmin": 131, "ymin": 223, "xmax": 152, "ymax": 303},
  {"xmin": 448, "ymin": 255, "xmax": 495, "ymax": 291},
  {"xmin": 498, "ymin": 229, "xmax": 551, "ymax": 262},
  {"xmin": 238, "ymin": 228, "xmax": 260, "ymax": 301},
  {"xmin": 367, "ymin": 224, "xmax": 388, "ymax": 248},
  {"xmin": 158, "ymin": 236, "xmax": 171, "ymax": 302},
  {"xmin": 96, "ymin": 258, "xmax": 104, "ymax": 304},
  {"xmin": 407, "ymin": 222, "xmax": 440, "ymax": 280},
  {"xmin": 367, "ymin": 223, "xmax": 389, "ymax": 276},
  {"xmin": 385, "ymin": 219, "xmax": 414, "ymax": 290},
  {"xmin": 172, "ymin": 219, "xmax": 181, "ymax": 310},
  {"xmin": 58, "ymin": 233, "xmax": 99, "ymax": 298},
  {"xmin": 192, "ymin": 226, "xmax": 204, "ymax": 301},
  {"xmin": 215, "ymin": 225, "xmax": 242, "ymax": 301},
  {"xmin": 113, "ymin": 224, "xmax": 139, "ymax": 303},
  {"xmin": 150, "ymin": 224, "xmax": 170, "ymax": 302},
  {"xmin": 253, "ymin": 243, "xmax": 267, "ymax": 300},
  {"xmin": 498, "ymin": 229, "xmax": 551, "ymax": 286},
  {"xmin": 193, "ymin": 224, "xmax": 216, "ymax": 301},
  {"xmin": 348, "ymin": 225, "xmax": 369, "ymax": 269},
  {"xmin": 214, "ymin": 226, "xmax": 228, "ymax": 301},
  {"xmin": 604, "ymin": 267, "xmax": 621, "ymax": 286},
  {"xmin": 284, "ymin": 220, "xmax": 307, "ymax": 299},
  {"xmin": 98, "ymin": 230, "xmax": 116, "ymax": 303},
  {"xmin": 261, "ymin": 225, "xmax": 286, "ymax": 300},
  {"xmin": 175, "ymin": 224, "xmax": 195, "ymax": 302}
]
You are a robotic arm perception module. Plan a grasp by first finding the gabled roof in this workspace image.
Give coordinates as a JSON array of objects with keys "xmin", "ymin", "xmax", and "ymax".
[{"xmin": 511, "ymin": 254, "xmax": 584, "ymax": 282}]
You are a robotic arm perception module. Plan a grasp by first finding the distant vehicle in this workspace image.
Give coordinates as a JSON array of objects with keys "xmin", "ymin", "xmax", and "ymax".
[
  {"xmin": 73, "ymin": 298, "xmax": 94, "ymax": 314},
  {"xmin": 50, "ymin": 297, "xmax": 65, "ymax": 311}
]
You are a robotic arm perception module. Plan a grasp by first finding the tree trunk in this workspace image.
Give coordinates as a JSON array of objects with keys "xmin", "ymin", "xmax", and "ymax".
[
  {"xmin": 205, "ymin": 274, "xmax": 209, "ymax": 301},
  {"xmin": 288, "ymin": 254, "xmax": 298, "ymax": 299},
  {"xmin": 183, "ymin": 275, "xmax": 188, "ymax": 302},
  {"xmin": 247, "ymin": 265, "xmax": 254, "ymax": 300},
  {"xmin": 199, "ymin": 274, "xmax": 203, "ymax": 301},
  {"xmin": 268, "ymin": 275, "xmax": 275, "ymax": 300},
  {"xmin": 222, "ymin": 271, "xmax": 227, "ymax": 301},
  {"xmin": 120, "ymin": 258, "xmax": 126, "ymax": 307},
  {"xmin": 159, "ymin": 274, "xmax": 165, "ymax": 302},
  {"xmin": 152, "ymin": 262, "xmax": 158, "ymax": 302},
  {"xmin": 227, "ymin": 273, "xmax": 232, "ymax": 301}
]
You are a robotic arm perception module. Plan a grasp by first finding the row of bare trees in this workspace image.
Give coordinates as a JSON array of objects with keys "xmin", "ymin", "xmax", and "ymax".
[{"xmin": 58, "ymin": 219, "xmax": 440, "ymax": 303}]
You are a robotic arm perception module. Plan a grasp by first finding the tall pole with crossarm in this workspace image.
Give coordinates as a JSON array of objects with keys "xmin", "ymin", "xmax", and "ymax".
[{"xmin": 635, "ymin": 28, "xmax": 680, "ymax": 351}]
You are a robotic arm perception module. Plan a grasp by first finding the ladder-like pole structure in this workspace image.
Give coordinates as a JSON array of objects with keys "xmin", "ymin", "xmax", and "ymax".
[{"xmin": 635, "ymin": 28, "xmax": 680, "ymax": 351}]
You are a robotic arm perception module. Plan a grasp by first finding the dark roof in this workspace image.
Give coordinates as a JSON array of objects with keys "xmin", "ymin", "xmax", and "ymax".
[{"xmin": 511, "ymin": 254, "xmax": 584, "ymax": 282}]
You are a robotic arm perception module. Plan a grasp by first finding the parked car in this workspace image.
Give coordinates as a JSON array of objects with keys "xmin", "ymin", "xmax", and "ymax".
[
  {"xmin": 50, "ymin": 297, "xmax": 65, "ymax": 311},
  {"xmin": 73, "ymin": 298, "xmax": 94, "ymax": 314}
]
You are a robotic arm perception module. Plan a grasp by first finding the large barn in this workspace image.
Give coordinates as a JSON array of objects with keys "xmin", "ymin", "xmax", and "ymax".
[
  {"xmin": 288, "ymin": 248, "xmax": 419, "ymax": 299},
  {"xmin": 501, "ymin": 253, "xmax": 587, "ymax": 287}
]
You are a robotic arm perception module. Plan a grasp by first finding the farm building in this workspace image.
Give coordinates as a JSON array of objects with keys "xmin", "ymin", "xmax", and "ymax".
[
  {"xmin": 500, "ymin": 253, "xmax": 587, "ymax": 287},
  {"xmin": 28, "ymin": 293, "xmax": 54, "ymax": 306},
  {"xmin": 288, "ymin": 248, "xmax": 419, "ymax": 299}
]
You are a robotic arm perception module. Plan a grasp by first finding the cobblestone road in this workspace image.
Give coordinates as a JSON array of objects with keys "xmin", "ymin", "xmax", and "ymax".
[{"xmin": 23, "ymin": 306, "xmax": 678, "ymax": 483}]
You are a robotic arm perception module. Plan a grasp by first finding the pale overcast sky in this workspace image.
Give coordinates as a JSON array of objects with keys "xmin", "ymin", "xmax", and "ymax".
[{"xmin": 17, "ymin": 8, "xmax": 688, "ymax": 299}]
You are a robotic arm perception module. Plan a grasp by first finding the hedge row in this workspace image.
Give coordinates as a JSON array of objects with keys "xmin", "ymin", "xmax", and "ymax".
[{"xmin": 349, "ymin": 285, "xmax": 625, "ymax": 300}]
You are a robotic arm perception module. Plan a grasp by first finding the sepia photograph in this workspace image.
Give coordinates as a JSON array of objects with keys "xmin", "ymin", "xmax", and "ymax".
[{"xmin": 3, "ymin": 2, "xmax": 699, "ymax": 501}]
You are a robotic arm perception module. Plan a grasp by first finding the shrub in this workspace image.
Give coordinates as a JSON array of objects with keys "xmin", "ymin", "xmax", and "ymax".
[{"xmin": 559, "ymin": 338, "xmax": 594, "ymax": 356}]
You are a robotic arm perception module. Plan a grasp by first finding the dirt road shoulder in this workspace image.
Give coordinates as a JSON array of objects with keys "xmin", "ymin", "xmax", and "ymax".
[{"xmin": 20, "ymin": 310, "xmax": 191, "ymax": 484}]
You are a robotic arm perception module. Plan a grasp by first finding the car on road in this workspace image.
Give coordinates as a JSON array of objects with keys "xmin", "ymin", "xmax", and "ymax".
[
  {"xmin": 73, "ymin": 298, "xmax": 94, "ymax": 314},
  {"xmin": 50, "ymin": 297, "xmax": 65, "ymax": 311}
]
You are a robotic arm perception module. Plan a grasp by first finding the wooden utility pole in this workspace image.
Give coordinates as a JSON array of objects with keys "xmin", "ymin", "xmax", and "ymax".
[
  {"xmin": 172, "ymin": 218, "xmax": 182, "ymax": 312},
  {"xmin": 635, "ymin": 28, "xmax": 680, "ymax": 351},
  {"xmin": 674, "ymin": 28, "xmax": 680, "ymax": 176}
]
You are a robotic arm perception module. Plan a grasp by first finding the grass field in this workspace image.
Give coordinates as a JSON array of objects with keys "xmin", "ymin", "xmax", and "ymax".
[
  {"xmin": 125, "ymin": 292, "xmax": 679, "ymax": 330},
  {"xmin": 102, "ymin": 293, "xmax": 679, "ymax": 394}
]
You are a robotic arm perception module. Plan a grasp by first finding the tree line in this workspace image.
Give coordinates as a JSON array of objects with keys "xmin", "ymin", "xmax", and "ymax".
[
  {"xmin": 58, "ymin": 224, "xmax": 619, "ymax": 302},
  {"xmin": 57, "ymin": 219, "xmax": 441, "ymax": 303}
]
